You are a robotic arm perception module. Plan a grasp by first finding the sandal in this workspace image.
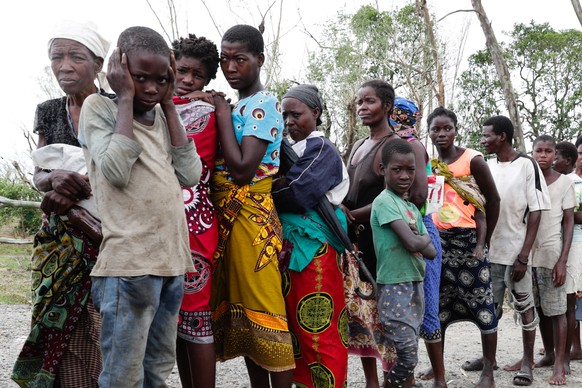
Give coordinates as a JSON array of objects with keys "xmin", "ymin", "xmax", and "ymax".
[{"xmin": 513, "ymin": 370, "xmax": 533, "ymax": 386}]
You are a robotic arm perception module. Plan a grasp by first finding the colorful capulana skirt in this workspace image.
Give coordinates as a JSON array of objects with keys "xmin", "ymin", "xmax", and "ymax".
[
  {"xmin": 178, "ymin": 159, "xmax": 218, "ymax": 344},
  {"xmin": 343, "ymin": 250, "xmax": 396, "ymax": 372},
  {"xmin": 210, "ymin": 174, "xmax": 295, "ymax": 372},
  {"xmin": 283, "ymin": 243, "xmax": 348, "ymax": 387},
  {"xmin": 12, "ymin": 215, "xmax": 101, "ymax": 387},
  {"xmin": 438, "ymin": 227, "xmax": 497, "ymax": 334}
]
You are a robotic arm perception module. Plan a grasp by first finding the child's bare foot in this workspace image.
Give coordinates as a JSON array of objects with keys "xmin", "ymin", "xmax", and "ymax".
[
  {"xmin": 475, "ymin": 371, "xmax": 495, "ymax": 388},
  {"xmin": 549, "ymin": 365, "xmax": 566, "ymax": 385},
  {"xmin": 534, "ymin": 353, "xmax": 555, "ymax": 368},
  {"xmin": 502, "ymin": 359, "xmax": 522, "ymax": 372},
  {"xmin": 417, "ymin": 366, "xmax": 434, "ymax": 381}
]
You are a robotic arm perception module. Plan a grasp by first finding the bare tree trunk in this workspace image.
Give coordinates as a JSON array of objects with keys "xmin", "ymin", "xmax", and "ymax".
[
  {"xmin": 572, "ymin": 0, "xmax": 582, "ymax": 27},
  {"xmin": 343, "ymin": 98, "xmax": 358, "ymax": 163},
  {"xmin": 416, "ymin": 0, "xmax": 445, "ymax": 106},
  {"xmin": 471, "ymin": 0, "xmax": 525, "ymax": 152},
  {"xmin": 262, "ymin": 1, "xmax": 283, "ymax": 88}
]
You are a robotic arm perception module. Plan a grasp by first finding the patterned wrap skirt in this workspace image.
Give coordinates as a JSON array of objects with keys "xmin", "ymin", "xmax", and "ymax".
[
  {"xmin": 210, "ymin": 174, "xmax": 295, "ymax": 372},
  {"xmin": 343, "ymin": 249, "xmax": 397, "ymax": 372},
  {"xmin": 438, "ymin": 227, "xmax": 498, "ymax": 333},
  {"xmin": 283, "ymin": 242, "xmax": 348, "ymax": 387},
  {"xmin": 12, "ymin": 215, "xmax": 101, "ymax": 387}
]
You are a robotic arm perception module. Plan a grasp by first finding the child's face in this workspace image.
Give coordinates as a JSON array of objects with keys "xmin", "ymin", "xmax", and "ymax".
[
  {"xmin": 553, "ymin": 150, "xmax": 571, "ymax": 174},
  {"xmin": 381, "ymin": 152, "xmax": 416, "ymax": 197},
  {"xmin": 220, "ymin": 41, "xmax": 263, "ymax": 93},
  {"xmin": 429, "ymin": 115, "xmax": 456, "ymax": 150},
  {"xmin": 532, "ymin": 140, "xmax": 555, "ymax": 170},
  {"xmin": 127, "ymin": 52, "xmax": 171, "ymax": 114},
  {"xmin": 175, "ymin": 56, "xmax": 209, "ymax": 96}
]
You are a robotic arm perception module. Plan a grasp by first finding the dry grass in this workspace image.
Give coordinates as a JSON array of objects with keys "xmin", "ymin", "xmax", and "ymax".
[{"xmin": 0, "ymin": 243, "xmax": 32, "ymax": 304}]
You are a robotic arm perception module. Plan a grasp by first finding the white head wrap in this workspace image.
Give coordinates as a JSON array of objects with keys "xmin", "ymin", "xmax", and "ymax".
[{"xmin": 47, "ymin": 20, "xmax": 111, "ymax": 91}]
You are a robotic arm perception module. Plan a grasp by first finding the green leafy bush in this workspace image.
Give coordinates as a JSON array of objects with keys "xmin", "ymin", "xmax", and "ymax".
[{"xmin": 0, "ymin": 178, "xmax": 42, "ymax": 236}]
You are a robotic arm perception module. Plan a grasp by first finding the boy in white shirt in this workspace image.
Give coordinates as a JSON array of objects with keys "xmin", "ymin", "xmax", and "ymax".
[{"xmin": 530, "ymin": 135, "xmax": 576, "ymax": 385}]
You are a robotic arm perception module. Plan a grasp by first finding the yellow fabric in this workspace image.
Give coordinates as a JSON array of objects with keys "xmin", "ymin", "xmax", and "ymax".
[{"xmin": 210, "ymin": 174, "xmax": 294, "ymax": 371}]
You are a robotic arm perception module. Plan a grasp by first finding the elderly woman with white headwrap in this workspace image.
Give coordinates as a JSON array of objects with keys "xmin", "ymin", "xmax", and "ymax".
[
  {"xmin": 272, "ymin": 84, "xmax": 350, "ymax": 387},
  {"xmin": 12, "ymin": 20, "xmax": 111, "ymax": 388}
]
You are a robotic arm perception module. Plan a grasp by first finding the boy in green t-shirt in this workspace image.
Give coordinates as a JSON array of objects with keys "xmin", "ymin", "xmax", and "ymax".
[{"xmin": 371, "ymin": 138, "xmax": 436, "ymax": 388}]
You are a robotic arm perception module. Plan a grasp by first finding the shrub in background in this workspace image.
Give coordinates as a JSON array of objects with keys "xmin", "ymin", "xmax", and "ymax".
[{"xmin": 0, "ymin": 178, "xmax": 42, "ymax": 236}]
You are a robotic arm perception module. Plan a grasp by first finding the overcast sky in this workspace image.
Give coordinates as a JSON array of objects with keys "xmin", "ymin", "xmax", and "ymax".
[{"xmin": 1, "ymin": 0, "xmax": 580, "ymax": 170}]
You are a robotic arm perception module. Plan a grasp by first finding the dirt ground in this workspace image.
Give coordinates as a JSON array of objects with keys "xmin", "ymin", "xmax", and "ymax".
[{"xmin": 2, "ymin": 303, "xmax": 582, "ymax": 387}]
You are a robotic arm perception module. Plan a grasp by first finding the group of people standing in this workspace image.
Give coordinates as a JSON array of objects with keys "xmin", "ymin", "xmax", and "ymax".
[{"xmin": 8, "ymin": 17, "xmax": 582, "ymax": 388}]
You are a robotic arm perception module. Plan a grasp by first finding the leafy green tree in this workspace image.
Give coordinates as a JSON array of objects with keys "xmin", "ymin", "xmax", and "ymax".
[
  {"xmin": 456, "ymin": 22, "xmax": 582, "ymax": 147},
  {"xmin": 454, "ymin": 49, "xmax": 503, "ymax": 150},
  {"xmin": 307, "ymin": 4, "xmax": 442, "ymax": 158},
  {"xmin": 510, "ymin": 22, "xmax": 582, "ymax": 142}
]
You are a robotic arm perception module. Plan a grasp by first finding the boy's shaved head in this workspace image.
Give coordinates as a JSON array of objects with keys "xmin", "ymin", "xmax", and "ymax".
[
  {"xmin": 381, "ymin": 138, "xmax": 414, "ymax": 165},
  {"xmin": 118, "ymin": 26, "xmax": 170, "ymax": 57}
]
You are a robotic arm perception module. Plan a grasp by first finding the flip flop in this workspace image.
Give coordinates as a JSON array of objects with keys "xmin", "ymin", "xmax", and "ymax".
[{"xmin": 513, "ymin": 371, "xmax": 533, "ymax": 386}]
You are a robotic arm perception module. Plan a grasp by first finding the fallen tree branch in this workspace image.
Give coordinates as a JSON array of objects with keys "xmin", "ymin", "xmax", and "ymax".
[
  {"xmin": 0, "ymin": 237, "xmax": 33, "ymax": 244},
  {"xmin": 0, "ymin": 196, "xmax": 40, "ymax": 209}
]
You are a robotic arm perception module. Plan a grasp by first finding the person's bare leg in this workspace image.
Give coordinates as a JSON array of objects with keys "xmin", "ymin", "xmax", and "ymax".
[
  {"xmin": 245, "ymin": 357, "xmax": 271, "ymax": 388},
  {"xmin": 513, "ymin": 302, "xmax": 535, "ymax": 386},
  {"xmin": 191, "ymin": 343, "xmax": 216, "ymax": 387},
  {"xmin": 535, "ymin": 309, "xmax": 555, "ymax": 368},
  {"xmin": 176, "ymin": 338, "xmax": 217, "ymax": 388},
  {"xmin": 549, "ymin": 314, "xmax": 567, "ymax": 385},
  {"xmin": 568, "ymin": 294, "xmax": 582, "ymax": 361},
  {"xmin": 475, "ymin": 332, "xmax": 496, "ymax": 388},
  {"xmin": 417, "ymin": 340, "xmax": 447, "ymax": 388},
  {"xmin": 362, "ymin": 357, "xmax": 381, "ymax": 388},
  {"xmin": 176, "ymin": 338, "xmax": 194, "ymax": 388},
  {"xmin": 572, "ymin": 322, "xmax": 582, "ymax": 360},
  {"xmin": 564, "ymin": 294, "xmax": 575, "ymax": 373},
  {"xmin": 269, "ymin": 369, "xmax": 293, "ymax": 388}
]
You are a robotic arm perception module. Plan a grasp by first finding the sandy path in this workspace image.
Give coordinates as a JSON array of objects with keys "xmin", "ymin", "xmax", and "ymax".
[{"xmin": 2, "ymin": 303, "xmax": 582, "ymax": 387}]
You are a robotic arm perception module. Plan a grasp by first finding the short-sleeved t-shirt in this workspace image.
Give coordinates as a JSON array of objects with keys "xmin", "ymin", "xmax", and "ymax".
[
  {"xmin": 531, "ymin": 174, "xmax": 577, "ymax": 269},
  {"xmin": 371, "ymin": 189, "xmax": 427, "ymax": 284},
  {"xmin": 488, "ymin": 154, "xmax": 551, "ymax": 265},
  {"xmin": 213, "ymin": 90, "xmax": 283, "ymax": 184},
  {"xmin": 567, "ymin": 172, "xmax": 582, "ymax": 242}
]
